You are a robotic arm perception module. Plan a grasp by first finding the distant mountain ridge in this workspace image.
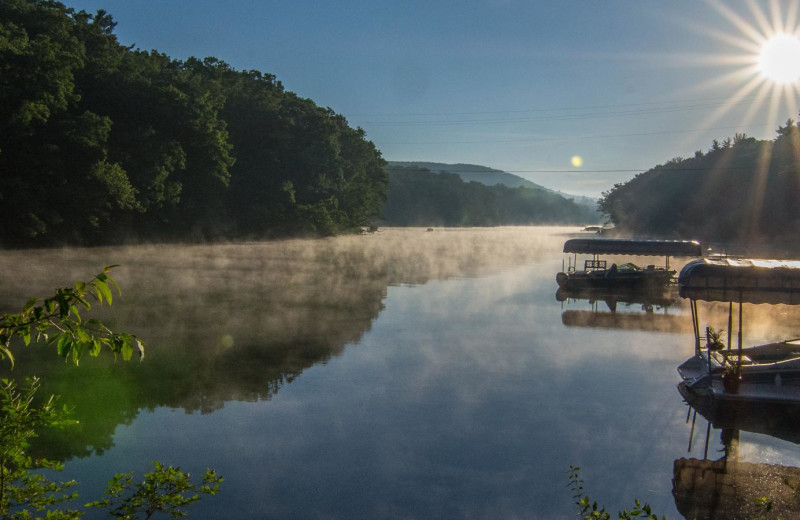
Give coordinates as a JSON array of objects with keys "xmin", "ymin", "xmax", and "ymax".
[
  {"xmin": 387, "ymin": 161, "xmax": 599, "ymax": 215},
  {"xmin": 388, "ymin": 161, "xmax": 545, "ymax": 190},
  {"xmin": 383, "ymin": 163, "xmax": 601, "ymax": 227}
]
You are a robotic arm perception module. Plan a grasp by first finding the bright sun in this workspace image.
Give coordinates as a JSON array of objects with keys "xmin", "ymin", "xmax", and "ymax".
[{"xmin": 759, "ymin": 34, "xmax": 800, "ymax": 83}]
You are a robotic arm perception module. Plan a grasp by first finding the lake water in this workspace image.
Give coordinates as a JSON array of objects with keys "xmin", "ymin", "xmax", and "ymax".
[{"xmin": 2, "ymin": 226, "xmax": 800, "ymax": 519}]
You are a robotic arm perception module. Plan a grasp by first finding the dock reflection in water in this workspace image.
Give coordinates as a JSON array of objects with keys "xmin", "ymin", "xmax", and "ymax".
[
  {"xmin": 556, "ymin": 288, "xmax": 692, "ymax": 333},
  {"xmin": 674, "ymin": 383, "xmax": 800, "ymax": 519}
]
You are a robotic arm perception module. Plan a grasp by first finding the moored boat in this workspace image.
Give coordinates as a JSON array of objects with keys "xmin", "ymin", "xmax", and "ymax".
[
  {"xmin": 555, "ymin": 238, "xmax": 702, "ymax": 291},
  {"xmin": 677, "ymin": 257, "xmax": 800, "ymax": 403}
]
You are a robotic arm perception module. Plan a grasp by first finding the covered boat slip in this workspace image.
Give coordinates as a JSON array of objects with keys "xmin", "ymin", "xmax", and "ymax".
[
  {"xmin": 563, "ymin": 238, "xmax": 703, "ymax": 258},
  {"xmin": 678, "ymin": 257, "xmax": 800, "ymax": 304},
  {"xmin": 561, "ymin": 238, "xmax": 702, "ymax": 273},
  {"xmin": 557, "ymin": 238, "xmax": 702, "ymax": 291},
  {"xmin": 677, "ymin": 257, "xmax": 800, "ymax": 402}
]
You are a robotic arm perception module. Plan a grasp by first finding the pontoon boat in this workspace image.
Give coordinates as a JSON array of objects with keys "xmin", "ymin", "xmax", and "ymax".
[
  {"xmin": 556, "ymin": 238, "xmax": 702, "ymax": 291},
  {"xmin": 677, "ymin": 257, "xmax": 800, "ymax": 402}
]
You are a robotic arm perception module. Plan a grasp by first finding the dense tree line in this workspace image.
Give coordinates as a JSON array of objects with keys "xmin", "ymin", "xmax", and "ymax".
[
  {"xmin": 0, "ymin": 0, "xmax": 387, "ymax": 247},
  {"xmin": 382, "ymin": 166, "xmax": 598, "ymax": 226},
  {"xmin": 598, "ymin": 120, "xmax": 800, "ymax": 246}
]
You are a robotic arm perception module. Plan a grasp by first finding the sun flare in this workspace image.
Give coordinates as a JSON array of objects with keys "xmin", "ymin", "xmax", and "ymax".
[
  {"xmin": 671, "ymin": 0, "xmax": 800, "ymax": 152},
  {"xmin": 759, "ymin": 34, "xmax": 800, "ymax": 84}
]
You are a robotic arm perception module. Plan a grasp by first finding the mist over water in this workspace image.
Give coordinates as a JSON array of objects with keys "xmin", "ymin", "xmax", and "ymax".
[{"xmin": 1, "ymin": 227, "xmax": 800, "ymax": 519}]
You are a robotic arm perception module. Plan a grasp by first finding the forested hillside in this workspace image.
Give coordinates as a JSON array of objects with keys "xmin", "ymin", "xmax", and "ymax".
[
  {"xmin": 387, "ymin": 161, "xmax": 548, "ymax": 189},
  {"xmin": 598, "ymin": 122, "xmax": 800, "ymax": 246},
  {"xmin": 388, "ymin": 161, "xmax": 599, "ymax": 218},
  {"xmin": 382, "ymin": 166, "xmax": 598, "ymax": 226},
  {"xmin": 0, "ymin": 0, "xmax": 387, "ymax": 247}
]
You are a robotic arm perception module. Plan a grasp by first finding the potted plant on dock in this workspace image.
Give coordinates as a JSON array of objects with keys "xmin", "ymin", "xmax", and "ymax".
[
  {"xmin": 706, "ymin": 327, "xmax": 725, "ymax": 351},
  {"xmin": 722, "ymin": 361, "xmax": 742, "ymax": 393}
]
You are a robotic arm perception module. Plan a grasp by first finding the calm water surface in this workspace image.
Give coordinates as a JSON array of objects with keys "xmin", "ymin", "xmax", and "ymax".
[{"xmin": 2, "ymin": 227, "xmax": 800, "ymax": 519}]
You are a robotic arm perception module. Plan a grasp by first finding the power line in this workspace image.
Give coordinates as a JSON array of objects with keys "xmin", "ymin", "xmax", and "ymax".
[
  {"xmin": 353, "ymin": 95, "xmax": 777, "ymax": 127},
  {"xmin": 378, "ymin": 123, "xmax": 772, "ymax": 145},
  {"xmin": 348, "ymin": 93, "xmax": 770, "ymax": 118},
  {"xmin": 390, "ymin": 166, "xmax": 759, "ymax": 175}
]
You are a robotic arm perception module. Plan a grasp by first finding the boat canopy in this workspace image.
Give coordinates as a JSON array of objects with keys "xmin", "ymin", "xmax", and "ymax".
[
  {"xmin": 678, "ymin": 258, "xmax": 800, "ymax": 304},
  {"xmin": 562, "ymin": 238, "xmax": 702, "ymax": 257}
]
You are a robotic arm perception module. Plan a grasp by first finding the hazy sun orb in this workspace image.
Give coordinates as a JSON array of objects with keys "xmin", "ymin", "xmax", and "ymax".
[
  {"xmin": 571, "ymin": 155, "xmax": 583, "ymax": 167},
  {"xmin": 759, "ymin": 34, "xmax": 800, "ymax": 83}
]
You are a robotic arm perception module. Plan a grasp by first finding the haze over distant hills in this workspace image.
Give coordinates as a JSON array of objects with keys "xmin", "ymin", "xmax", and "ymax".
[
  {"xmin": 387, "ymin": 161, "xmax": 599, "ymax": 213},
  {"xmin": 383, "ymin": 162, "xmax": 601, "ymax": 227}
]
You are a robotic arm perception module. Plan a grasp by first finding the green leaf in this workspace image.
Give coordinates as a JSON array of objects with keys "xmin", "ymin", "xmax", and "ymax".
[
  {"xmin": 71, "ymin": 341, "xmax": 83, "ymax": 365},
  {"xmin": 94, "ymin": 280, "xmax": 113, "ymax": 304},
  {"xmin": 76, "ymin": 326, "xmax": 90, "ymax": 343},
  {"xmin": 121, "ymin": 339, "xmax": 133, "ymax": 361},
  {"xmin": 56, "ymin": 335, "xmax": 71, "ymax": 359},
  {"xmin": 90, "ymin": 339, "xmax": 102, "ymax": 356},
  {"xmin": 106, "ymin": 273, "xmax": 122, "ymax": 295},
  {"xmin": 0, "ymin": 345, "xmax": 15, "ymax": 367}
]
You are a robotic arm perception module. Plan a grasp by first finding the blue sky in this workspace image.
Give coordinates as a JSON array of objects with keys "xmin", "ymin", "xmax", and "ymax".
[{"xmin": 69, "ymin": 0, "xmax": 800, "ymax": 196}]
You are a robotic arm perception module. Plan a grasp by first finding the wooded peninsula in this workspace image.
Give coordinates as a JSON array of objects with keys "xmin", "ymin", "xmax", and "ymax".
[
  {"xmin": 1, "ymin": 0, "xmax": 387, "ymax": 246},
  {"xmin": 598, "ymin": 127, "xmax": 800, "ymax": 248}
]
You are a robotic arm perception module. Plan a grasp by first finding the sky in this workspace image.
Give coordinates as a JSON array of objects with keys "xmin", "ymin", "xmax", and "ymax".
[{"xmin": 68, "ymin": 0, "xmax": 800, "ymax": 197}]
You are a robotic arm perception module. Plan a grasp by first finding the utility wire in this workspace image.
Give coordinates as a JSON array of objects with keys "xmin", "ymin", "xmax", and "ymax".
[
  {"xmin": 391, "ymin": 166, "xmax": 759, "ymax": 174},
  {"xmin": 378, "ymin": 123, "xmax": 772, "ymax": 145},
  {"xmin": 348, "ymin": 93, "xmax": 770, "ymax": 118},
  {"xmin": 353, "ymin": 95, "xmax": 775, "ymax": 127}
]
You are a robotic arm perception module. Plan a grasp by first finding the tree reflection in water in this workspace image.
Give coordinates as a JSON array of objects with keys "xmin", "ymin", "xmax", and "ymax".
[{"xmin": 0, "ymin": 227, "xmax": 564, "ymax": 461}]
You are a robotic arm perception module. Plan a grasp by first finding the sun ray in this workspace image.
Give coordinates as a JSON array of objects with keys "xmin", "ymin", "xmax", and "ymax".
[
  {"xmin": 706, "ymin": 0, "xmax": 768, "ymax": 46},
  {"xmin": 746, "ymin": 0, "xmax": 775, "ymax": 39},
  {"xmin": 781, "ymin": 84, "xmax": 800, "ymax": 121},
  {"xmin": 674, "ymin": 66, "xmax": 761, "ymax": 101},
  {"xmin": 764, "ymin": 81, "xmax": 784, "ymax": 136},
  {"xmin": 739, "ymin": 81, "xmax": 778, "ymax": 129},
  {"xmin": 769, "ymin": 0, "xmax": 787, "ymax": 35},
  {"xmin": 664, "ymin": 0, "xmax": 800, "ymax": 241},
  {"xmin": 682, "ymin": 76, "xmax": 768, "ymax": 151},
  {"xmin": 745, "ymin": 135, "xmax": 773, "ymax": 238},
  {"xmin": 685, "ymin": 19, "xmax": 764, "ymax": 54},
  {"xmin": 787, "ymin": 1, "xmax": 800, "ymax": 34}
]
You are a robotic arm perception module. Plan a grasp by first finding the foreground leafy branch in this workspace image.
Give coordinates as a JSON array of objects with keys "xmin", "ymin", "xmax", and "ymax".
[
  {"xmin": 87, "ymin": 462, "xmax": 223, "ymax": 519},
  {"xmin": 0, "ymin": 265, "xmax": 144, "ymax": 366},
  {"xmin": 0, "ymin": 267, "xmax": 220, "ymax": 518},
  {"xmin": 568, "ymin": 466, "xmax": 666, "ymax": 520},
  {"xmin": 0, "ymin": 377, "xmax": 80, "ymax": 518}
]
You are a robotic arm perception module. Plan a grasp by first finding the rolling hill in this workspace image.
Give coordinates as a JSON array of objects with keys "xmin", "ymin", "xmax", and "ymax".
[{"xmin": 387, "ymin": 161, "xmax": 599, "ymax": 216}]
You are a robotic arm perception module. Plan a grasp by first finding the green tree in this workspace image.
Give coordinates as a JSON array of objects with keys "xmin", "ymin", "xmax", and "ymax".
[
  {"xmin": 0, "ymin": 0, "xmax": 137, "ymax": 246},
  {"xmin": 596, "ymin": 124, "xmax": 798, "ymax": 244},
  {"xmin": 0, "ymin": 0, "xmax": 387, "ymax": 245}
]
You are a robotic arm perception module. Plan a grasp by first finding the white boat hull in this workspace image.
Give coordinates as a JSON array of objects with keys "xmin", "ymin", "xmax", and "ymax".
[{"xmin": 678, "ymin": 349, "xmax": 800, "ymax": 403}]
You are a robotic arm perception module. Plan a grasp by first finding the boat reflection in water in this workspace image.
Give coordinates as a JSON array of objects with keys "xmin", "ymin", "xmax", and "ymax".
[
  {"xmin": 556, "ymin": 288, "xmax": 690, "ymax": 333},
  {"xmin": 673, "ymin": 384, "xmax": 800, "ymax": 519}
]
